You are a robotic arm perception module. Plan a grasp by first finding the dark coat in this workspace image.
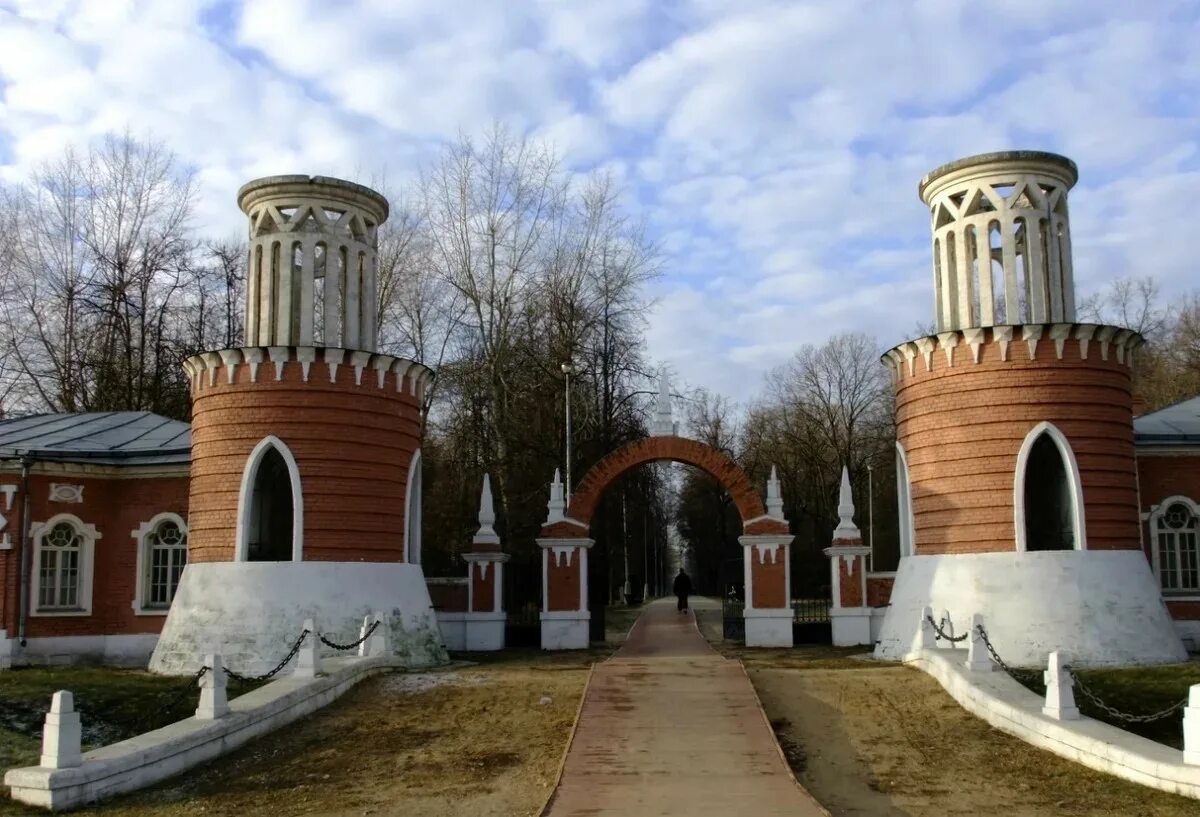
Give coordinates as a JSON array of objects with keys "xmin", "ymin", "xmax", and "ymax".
[{"xmin": 673, "ymin": 572, "xmax": 692, "ymax": 596}]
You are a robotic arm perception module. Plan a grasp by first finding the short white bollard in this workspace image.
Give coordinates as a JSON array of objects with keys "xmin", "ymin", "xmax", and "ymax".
[
  {"xmin": 1042, "ymin": 651, "xmax": 1079, "ymax": 721},
  {"xmin": 1184, "ymin": 684, "xmax": 1200, "ymax": 765},
  {"xmin": 916, "ymin": 605, "xmax": 937, "ymax": 651},
  {"xmin": 356, "ymin": 615, "xmax": 373, "ymax": 658},
  {"xmin": 366, "ymin": 611, "xmax": 390, "ymax": 658},
  {"xmin": 195, "ymin": 654, "xmax": 229, "ymax": 720},
  {"xmin": 40, "ymin": 690, "xmax": 82, "ymax": 769},
  {"xmin": 294, "ymin": 618, "xmax": 320, "ymax": 679},
  {"xmin": 964, "ymin": 613, "xmax": 992, "ymax": 672}
]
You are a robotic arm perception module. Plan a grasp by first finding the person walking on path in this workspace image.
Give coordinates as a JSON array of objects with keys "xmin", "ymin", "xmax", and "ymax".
[{"xmin": 673, "ymin": 569, "xmax": 692, "ymax": 613}]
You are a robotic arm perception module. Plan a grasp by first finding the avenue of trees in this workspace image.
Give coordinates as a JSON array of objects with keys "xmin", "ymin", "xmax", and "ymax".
[{"xmin": 1, "ymin": 130, "xmax": 1198, "ymax": 606}]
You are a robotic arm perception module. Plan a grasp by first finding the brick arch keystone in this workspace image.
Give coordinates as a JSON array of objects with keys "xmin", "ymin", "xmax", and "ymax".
[{"xmin": 540, "ymin": 436, "xmax": 788, "ymax": 538}]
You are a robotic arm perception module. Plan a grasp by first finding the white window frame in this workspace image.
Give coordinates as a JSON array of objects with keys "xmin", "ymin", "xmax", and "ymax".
[
  {"xmin": 1013, "ymin": 421, "xmax": 1088, "ymax": 552},
  {"xmin": 1148, "ymin": 495, "xmax": 1200, "ymax": 598},
  {"xmin": 235, "ymin": 435, "xmax": 304, "ymax": 562},
  {"xmin": 896, "ymin": 441, "xmax": 915, "ymax": 558},
  {"xmin": 131, "ymin": 512, "xmax": 189, "ymax": 615},
  {"xmin": 29, "ymin": 513, "xmax": 100, "ymax": 617},
  {"xmin": 404, "ymin": 448, "xmax": 422, "ymax": 565}
]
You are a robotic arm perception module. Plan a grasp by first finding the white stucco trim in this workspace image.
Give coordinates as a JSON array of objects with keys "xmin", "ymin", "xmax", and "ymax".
[
  {"xmin": 131, "ymin": 512, "xmax": 188, "ymax": 616},
  {"xmin": 896, "ymin": 441, "xmax": 915, "ymax": 557},
  {"xmin": 234, "ymin": 435, "xmax": 304, "ymax": 562},
  {"xmin": 29, "ymin": 513, "xmax": 100, "ymax": 618},
  {"xmin": 1147, "ymin": 495, "xmax": 1200, "ymax": 593},
  {"xmin": 1013, "ymin": 421, "xmax": 1087, "ymax": 552},
  {"xmin": 404, "ymin": 448, "xmax": 422, "ymax": 565}
]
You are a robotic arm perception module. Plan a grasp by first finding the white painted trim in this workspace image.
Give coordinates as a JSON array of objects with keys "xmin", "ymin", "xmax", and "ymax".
[
  {"xmin": 1147, "ymin": 495, "xmax": 1200, "ymax": 594},
  {"xmin": 29, "ymin": 513, "xmax": 100, "ymax": 617},
  {"xmin": 131, "ymin": 512, "xmax": 188, "ymax": 616},
  {"xmin": 403, "ymin": 448, "xmax": 422, "ymax": 565},
  {"xmin": 1013, "ymin": 421, "xmax": 1087, "ymax": 552},
  {"xmin": 234, "ymin": 436, "xmax": 304, "ymax": 562},
  {"xmin": 896, "ymin": 441, "xmax": 915, "ymax": 557}
]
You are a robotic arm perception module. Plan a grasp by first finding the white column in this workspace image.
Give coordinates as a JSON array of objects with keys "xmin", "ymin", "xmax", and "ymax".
[
  {"xmin": 344, "ymin": 250, "xmax": 360, "ymax": 349},
  {"xmin": 299, "ymin": 238, "xmax": 315, "ymax": 345}
]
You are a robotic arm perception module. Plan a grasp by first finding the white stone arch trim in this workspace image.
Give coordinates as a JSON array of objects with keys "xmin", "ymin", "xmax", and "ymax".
[
  {"xmin": 1013, "ymin": 421, "xmax": 1088, "ymax": 552},
  {"xmin": 896, "ymin": 442, "xmax": 916, "ymax": 558},
  {"xmin": 404, "ymin": 448, "xmax": 422, "ymax": 565},
  {"xmin": 235, "ymin": 435, "xmax": 304, "ymax": 562},
  {"xmin": 29, "ymin": 512, "xmax": 100, "ymax": 617},
  {"xmin": 1146, "ymin": 495, "xmax": 1200, "ymax": 596},
  {"xmin": 131, "ymin": 511, "xmax": 188, "ymax": 615}
]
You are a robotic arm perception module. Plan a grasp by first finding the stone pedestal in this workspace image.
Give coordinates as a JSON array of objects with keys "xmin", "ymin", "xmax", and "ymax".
[
  {"xmin": 463, "ymin": 551, "xmax": 510, "ymax": 652},
  {"xmin": 40, "ymin": 692, "xmax": 81, "ymax": 770},
  {"xmin": 537, "ymin": 537, "xmax": 594, "ymax": 650},
  {"xmin": 740, "ymin": 534, "xmax": 793, "ymax": 647},
  {"xmin": 1184, "ymin": 685, "xmax": 1200, "ymax": 766}
]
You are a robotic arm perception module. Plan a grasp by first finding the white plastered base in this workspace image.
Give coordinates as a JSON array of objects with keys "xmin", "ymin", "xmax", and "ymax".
[{"xmin": 744, "ymin": 608, "xmax": 792, "ymax": 647}]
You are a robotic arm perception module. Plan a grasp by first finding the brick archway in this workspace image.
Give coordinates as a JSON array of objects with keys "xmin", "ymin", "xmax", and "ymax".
[{"xmin": 540, "ymin": 436, "xmax": 788, "ymax": 538}]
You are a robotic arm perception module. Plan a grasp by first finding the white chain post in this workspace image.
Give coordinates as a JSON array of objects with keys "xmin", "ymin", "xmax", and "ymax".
[
  {"xmin": 40, "ymin": 690, "xmax": 82, "ymax": 769},
  {"xmin": 356, "ymin": 614, "xmax": 373, "ymax": 658},
  {"xmin": 964, "ymin": 613, "xmax": 992, "ymax": 672},
  {"xmin": 195, "ymin": 654, "xmax": 229, "ymax": 720},
  {"xmin": 939, "ymin": 609, "xmax": 955, "ymax": 644},
  {"xmin": 1184, "ymin": 684, "xmax": 1200, "ymax": 765},
  {"xmin": 293, "ymin": 617, "xmax": 320, "ymax": 679},
  {"xmin": 367, "ymin": 611, "xmax": 391, "ymax": 658},
  {"xmin": 916, "ymin": 605, "xmax": 936, "ymax": 651},
  {"xmin": 1042, "ymin": 651, "xmax": 1080, "ymax": 721}
]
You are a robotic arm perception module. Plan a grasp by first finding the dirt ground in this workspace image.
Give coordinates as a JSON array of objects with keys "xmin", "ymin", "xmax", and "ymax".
[
  {"xmin": 1, "ymin": 655, "xmax": 591, "ymax": 817},
  {"xmin": 751, "ymin": 662, "xmax": 1199, "ymax": 817}
]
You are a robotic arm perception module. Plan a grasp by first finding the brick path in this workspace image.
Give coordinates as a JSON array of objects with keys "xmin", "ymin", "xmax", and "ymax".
[{"xmin": 543, "ymin": 598, "xmax": 827, "ymax": 816}]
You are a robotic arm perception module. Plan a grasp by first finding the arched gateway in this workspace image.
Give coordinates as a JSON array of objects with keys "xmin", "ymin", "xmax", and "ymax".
[{"xmin": 535, "ymin": 389, "xmax": 795, "ymax": 650}]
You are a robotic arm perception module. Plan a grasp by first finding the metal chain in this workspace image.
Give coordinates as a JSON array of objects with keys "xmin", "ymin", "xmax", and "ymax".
[
  {"xmin": 926, "ymin": 614, "xmax": 969, "ymax": 643},
  {"xmin": 223, "ymin": 629, "xmax": 310, "ymax": 683},
  {"xmin": 974, "ymin": 624, "xmax": 1043, "ymax": 687},
  {"xmin": 1068, "ymin": 671, "xmax": 1188, "ymax": 724},
  {"xmin": 136, "ymin": 665, "xmax": 208, "ymax": 733},
  {"xmin": 318, "ymin": 620, "xmax": 380, "ymax": 651}
]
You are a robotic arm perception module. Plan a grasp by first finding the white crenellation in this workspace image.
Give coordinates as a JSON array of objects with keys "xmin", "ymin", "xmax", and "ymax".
[
  {"xmin": 239, "ymin": 176, "xmax": 388, "ymax": 352},
  {"xmin": 183, "ymin": 346, "xmax": 430, "ymax": 397},
  {"xmin": 921, "ymin": 152, "xmax": 1078, "ymax": 332},
  {"xmin": 882, "ymin": 323, "xmax": 1143, "ymax": 381}
]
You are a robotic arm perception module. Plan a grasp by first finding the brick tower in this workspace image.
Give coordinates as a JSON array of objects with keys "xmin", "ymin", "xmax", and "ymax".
[
  {"xmin": 150, "ymin": 176, "xmax": 445, "ymax": 674},
  {"xmin": 873, "ymin": 152, "xmax": 1186, "ymax": 666}
]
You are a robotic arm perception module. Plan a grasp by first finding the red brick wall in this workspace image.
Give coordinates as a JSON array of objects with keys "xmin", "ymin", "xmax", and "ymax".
[
  {"xmin": 426, "ymin": 580, "xmax": 468, "ymax": 612},
  {"xmin": 0, "ymin": 471, "xmax": 188, "ymax": 639},
  {"xmin": 471, "ymin": 562, "xmax": 496, "ymax": 613},
  {"xmin": 866, "ymin": 575, "xmax": 895, "ymax": 607},
  {"xmin": 1137, "ymin": 452, "xmax": 1200, "ymax": 621},
  {"xmin": 751, "ymin": 547, "xmax": 786, "ymax": 609},
  {"xmin": 188, "ymin": 354, "xmax": 422, "ymax": 563},
  {"xmin": 895, "ymin": 331, "xmax": 1139, "ymax": 554},
  {"xmin": 838, "ymin": 557, "xmax": 864, "ymax": 607},
  {"xmin": 546, "ymin": 549, "xmax": 582, "ymax": 611}
]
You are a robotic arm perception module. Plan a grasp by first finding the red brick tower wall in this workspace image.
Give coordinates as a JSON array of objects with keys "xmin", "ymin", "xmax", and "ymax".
[
  {"xmin": 185, "ymin": 349, "xmax": 427, "ymax": 563},
  {"xmin": 890, "ymin": 327, "xmax": 1141, "ymax": 555}
]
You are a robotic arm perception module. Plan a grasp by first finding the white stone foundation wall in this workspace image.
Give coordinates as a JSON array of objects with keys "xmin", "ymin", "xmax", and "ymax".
[
  {"xmin": 150, "ymin": 562, "xmax": 446, "ymax": 675},
  {"xmin": 875, "ymin": 550, "xmax": 1187, "ymax": 666},
  {"xmin": 9, "ymin": 634, "xmax": 160, "ymax": 668},
  {"xmin": 744, "ymin": 608, "xmax": 792, "ymax": 648},
  {"xmin": 435, "ymin": 612, "xmax": 506, "ymax": 651},
  {"xmin": 541, "ymin": 611, "xmax": 589, "ymax": 650},
  {"xmin": 1174, "ymin": 620, "xmax": 1200, "ymax": 653}
]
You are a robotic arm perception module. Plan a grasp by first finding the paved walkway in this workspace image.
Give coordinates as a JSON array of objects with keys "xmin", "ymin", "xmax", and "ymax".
[{"xmin": 544, "ymin": 598, "xmax": 827, "ymax": 816}]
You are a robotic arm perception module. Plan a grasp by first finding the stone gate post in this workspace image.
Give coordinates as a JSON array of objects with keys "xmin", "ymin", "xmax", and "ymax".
[
  {"xmin": 537, "ymin": 470, "xmax": 593, "ymax": 649},
  {"xmin": 740, "ymin": 467, "xmax": 795, "ymax": 647},
  {"xmin": 462, "ymin": 474, "xmax": 510, "ymax": 651},
  {"xmin": 824, "ymin": 466, "xmax": 873, "ymax": 646}
]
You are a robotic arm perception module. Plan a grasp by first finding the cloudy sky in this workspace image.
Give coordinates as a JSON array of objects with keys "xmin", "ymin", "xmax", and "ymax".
[{"xmin": 1, "ymin": 0, "xmax": 1197, "ymax": 401}]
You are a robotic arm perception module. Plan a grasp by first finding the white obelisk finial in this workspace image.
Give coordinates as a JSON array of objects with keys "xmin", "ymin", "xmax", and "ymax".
[
  {"xmin": 651, "ymin": 373, "xmax": 673, "ymax": 436},
  {"xmin": 474, "ymin": 474, "xmax": 500, "ymax": 545},
  {"xmin": 545, "ymin": 468, "xmax": 566, "ymax": 524},
  {"xmin": 766, "ymin": 466, "xmax": 784, "ymax": 520},
  {"xmin": 832, "ymin": 465, "xmax": 860, "ymax": 542}
]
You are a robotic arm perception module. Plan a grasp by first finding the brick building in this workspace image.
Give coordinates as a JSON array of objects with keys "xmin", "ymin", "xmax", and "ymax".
[{"xmin": 0, "ymin": 412, "xmax": 190, "ymax": 667}]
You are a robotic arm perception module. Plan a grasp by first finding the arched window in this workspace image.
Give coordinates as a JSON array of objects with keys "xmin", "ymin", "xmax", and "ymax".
[
  {"xmin": 405, "ymin": 448, "xmax": 423, "ymax": 564},
  {"xmin": 1151, "ymin": 498, "xmax": 1199, "ymax": 593},
  {"xmin": 236, "ymin": 436, "xmax": 304, "ymax": 562},
  {"xmin": 896, "ymin": 442, "xmax": 915, "ymax": 558},
  {"xmin": 30, "ymin": 514, "xmax": 99, "ymax": 616},
  {"xmin": 132, "ymin": 513, "xmax": 188, "ymax": 614},
  {"xmin": 1014, "ymin": 422, "xmax": 1087, "ymax": 551}
]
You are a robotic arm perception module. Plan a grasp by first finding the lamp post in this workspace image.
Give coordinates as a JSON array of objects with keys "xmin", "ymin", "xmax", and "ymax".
[
  {"xmin": 561, "ymin": 362, "xmax": 573, "ymax": 502},
  {"xmin": 867, "ymin": 462, "xmax": 875, "ymax": 572}
]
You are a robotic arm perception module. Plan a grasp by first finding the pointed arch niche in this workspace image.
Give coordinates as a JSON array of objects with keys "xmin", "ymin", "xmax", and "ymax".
[
  {"xmin": 896, "ymin": 442, "xmax": 915, "ymax": 558},
  {"xmin": 1014, "ymin": 422, "xmax": 1087, "ymax": 552},
  {"xmin": 404, "ymin": 448, "xmax": 423, "ymax": 565},
  {"xmin": 235, "ymin": 435, "xmax": 304, "ymax": 562}
]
